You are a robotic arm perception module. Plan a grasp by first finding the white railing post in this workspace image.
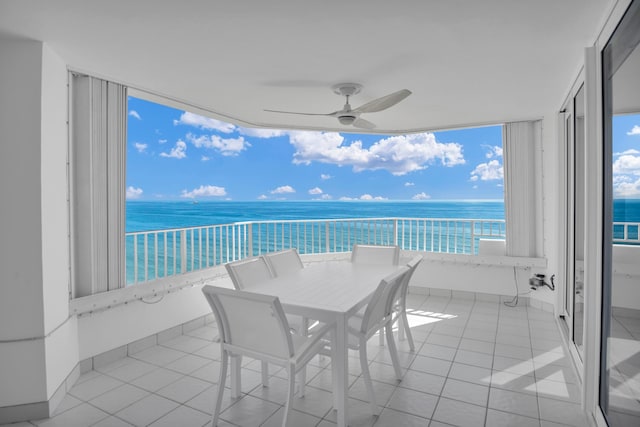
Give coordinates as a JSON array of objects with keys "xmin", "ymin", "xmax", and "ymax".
[
  {"xmin": 470, "ymin": 220, "xmax": 476, "ymax": 254},
  {"xmin": 247, "ymin": 222, "xmax": 254, "ymax": 257},
  {"xmin": 393, "ymin": 219, "xmax": 398, "ymax": 246},
  {"xmin": 180, "ymin": 229, "xmax": 187, "ymax": 273}
]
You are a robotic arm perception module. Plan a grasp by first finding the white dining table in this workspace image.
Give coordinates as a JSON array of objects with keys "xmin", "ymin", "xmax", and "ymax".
[{"xmin": 241, "ymin": 260, "xmax": 402, "ymax": 427}]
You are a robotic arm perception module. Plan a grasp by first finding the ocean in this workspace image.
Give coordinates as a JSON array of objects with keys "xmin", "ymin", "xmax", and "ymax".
[
  {"xmin": 126, "ymin": 200, "xmax": 507, "ymax": 232},
  {"xmin": 124, "ymin": 199, "xmax": 639, "ymax": 283},
  {"xmin": 126, "ymin": 199, "xmax": 640, "ymax": 232}
]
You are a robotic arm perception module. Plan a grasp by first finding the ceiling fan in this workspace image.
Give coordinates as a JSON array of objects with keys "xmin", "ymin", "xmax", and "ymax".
[{"xmin": 265, "ymin": 83, "xmax": 411, "ymax": 130}]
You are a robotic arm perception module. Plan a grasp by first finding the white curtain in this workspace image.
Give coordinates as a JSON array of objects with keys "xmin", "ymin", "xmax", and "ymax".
[
  {"xmin": 70, "ymin": 74, "xmax": 126, "ymax": 297},
  {"xmin": 503, "ymin": 120, "xmax": 541, "ymax": 257}
]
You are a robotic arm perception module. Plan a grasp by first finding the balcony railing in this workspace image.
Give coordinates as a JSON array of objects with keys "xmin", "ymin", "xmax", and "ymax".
[{"xmin": 124, "ymin": 218, "xmax": 640, "ymax": 285}]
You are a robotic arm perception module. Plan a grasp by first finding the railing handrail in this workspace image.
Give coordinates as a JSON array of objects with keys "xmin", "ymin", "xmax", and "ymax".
[
  {"xmin": 124, "ymin": 217, "xmax": 638, "ymax": 287},
  {"xmin": 126, "ymin": 216, "xmax": 507, "ymax": 236}
]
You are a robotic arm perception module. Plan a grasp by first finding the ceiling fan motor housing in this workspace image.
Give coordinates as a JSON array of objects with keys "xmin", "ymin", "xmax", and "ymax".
[{"xmin": 338, "ymin": 115, "xmax": 356, "ymax": 125}]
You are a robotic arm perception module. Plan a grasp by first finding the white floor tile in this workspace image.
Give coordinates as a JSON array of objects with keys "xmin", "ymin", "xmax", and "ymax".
[
  {"xmin": 34, "ymin": 403, "xmax": 109, "ymax": 427},
  {"xmin": 68, "ymin": 374, "xmax": 125, "ymax": 401},
  {"xmin": 386, "ymin": 387, "xmax": 438, "ymax": 419},
  {"xmin": 488, "ymin": 388, "xmax": 539, "ymax": 419},
  {"xmin": 447, "ymin": 362, "xmax": 492, "ymax": 386},
  {"xmin": 441, "ymin": 378, "xmax": 489, "ymax": 407},
  {"xmin": 115, "ymin": 394, "xmax": 180, "ymax": 426},
  {"xmin": 375, "ymin": 407, "xmax": 431, "ymax": 426},
  {"xmin": 89, "ymin": 383, "xmax": 149, "ymax": 414},
  {"xmin": 432, "ymin": 397, "xmax": 486, "ymax": 427},
  {"xmin": 409, "ymin": 354, "xmax": 452, "ymax": 376},
  {"xmin": 485, "ymin": 408, "xmax": 540, "ymax": 427},
  {"xmin": 219, "ymin": 395, "xmax": 280, "ymax": 427},
  {"xmin": 148, "ymin": 404, "xmax": 211, "ymax": 427},
  {"xmin": 454, "ymin": 349, "xmax": 494, "ymax": 369},
  {"xmin": 538, "ymin": 396, "xmax": 588, "ymax": 426},
  {"xmin": 156, "ymin": 375, "xmax": 211, "ymax": 404},
  {"xmin": 130, "ymin": 367, "xmax": 184, "ymax": 392}
]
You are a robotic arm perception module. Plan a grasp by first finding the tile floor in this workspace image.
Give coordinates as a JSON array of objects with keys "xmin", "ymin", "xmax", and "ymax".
[{"xmin": 4, "ymin": 294, "xmax": 588, "ymax": 427}]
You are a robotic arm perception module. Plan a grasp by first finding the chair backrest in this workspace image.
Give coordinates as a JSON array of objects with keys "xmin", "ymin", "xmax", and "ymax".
[
  {"xmin": 264, "ymin": 248, "xmax": 304, "ymax": 277},
  {"xmin": 395, "ymin": 255, "xmax": 423, "ymax": 305},
  {"xmin": 360, "ymin": 266, "xmax": 410, "ymax": 335},
  {"xmin": 225, "ymin": 256, "xmax": 273, "ymax": 290},
  {"xmin": 202, "ymin": 285, "xmax": 294, "ymax": 360},
  {"xmin": 351, "ymin": 244, "xmax": 400, "ymax": 266}
]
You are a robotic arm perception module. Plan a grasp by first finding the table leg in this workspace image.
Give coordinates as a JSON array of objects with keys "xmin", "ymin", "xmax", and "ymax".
[{"xmin": 333, "ymin": 313, "xmax": 348, "ymax": 427}]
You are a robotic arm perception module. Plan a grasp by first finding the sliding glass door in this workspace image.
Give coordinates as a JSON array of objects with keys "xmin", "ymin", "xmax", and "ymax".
[{"xmin": 600, "ymin": 1, "xmax": 640, "ymax": 425}]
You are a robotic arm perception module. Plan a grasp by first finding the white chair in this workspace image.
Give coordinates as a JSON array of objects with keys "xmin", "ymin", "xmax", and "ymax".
[
  {"xmin": 351, "ymin": 244, "xmax": 401, "ymax": 346},
  {"xmin": 225, "ymin": 255, "xmax": 273, "ymax": 290},
  {"xmin": 394, "ymin": 255, "xmax": 423, "ymax": 352},
  {"xmin": 202, "ymin": 285, "xmax": 335, "ymax": 427},
  {"xmin": 263, "ymin": 248, "xmax": 304, "ymax": 276},
  {"xmin": 346, "ymin": 266, "xmax": 410, "ymax": 415},
  {"xmin": 351, "ymin": 244, "xmax": 400, "ymax": 266},
  {"xmin": 224, "ymin": 256, "xmax": 275, "ymax": 389}
]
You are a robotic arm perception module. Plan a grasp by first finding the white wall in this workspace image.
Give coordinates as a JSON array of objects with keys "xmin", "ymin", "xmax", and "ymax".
[
  {"xmin": 534, "ymin": 112, "xmax": 562, "ymax": 309},
  {"xmin": 0, "ymin": 39, "xmax": 48, "ymax": 407},
  {"xmin": 77, "ymin": 283, "xmax": 213, "ymax": 360},
  {"xmin": 0, "ymin": 39, "xmax": 76, "ymax": 410},
  {"xmin": 40, "ymin": 43, "xmax": 78, "ymax": 400}
]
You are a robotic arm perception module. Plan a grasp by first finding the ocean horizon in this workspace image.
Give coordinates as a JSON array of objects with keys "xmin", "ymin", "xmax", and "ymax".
[{"xmin": 125, "ymin": 199, "xmax": 640, "ymax": 233}]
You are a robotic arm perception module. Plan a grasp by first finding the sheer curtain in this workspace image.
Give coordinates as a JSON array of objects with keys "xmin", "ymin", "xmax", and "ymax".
[
  {"xmin": 70, "ymin": 74, "xmax": 126, "ymax": 297},
  {"xmin": 503, "ymin": 120, "xmax": 542, "ymax": 257}
]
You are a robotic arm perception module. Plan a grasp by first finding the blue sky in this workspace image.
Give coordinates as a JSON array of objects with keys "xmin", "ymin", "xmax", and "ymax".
[
  {"xmin": 126, "ymin": 96, "xmax": 506, "ymax": 201},
  {"xmin": 613, "ymin": 114, "xmax": 640, "ymax": 198}
]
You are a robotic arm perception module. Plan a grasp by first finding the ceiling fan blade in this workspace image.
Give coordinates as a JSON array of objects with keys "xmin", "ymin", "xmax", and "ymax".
[
  {"xmin": 353, "ymin": 89, "xmax": 412, "ymax": 114},
  {"xmin": 353, "ymin": 117, "xmax": 376, "ymax": 130},
  {"xmin": 264, "ymin": 109, "xmax": 335, "ymax": 116}
]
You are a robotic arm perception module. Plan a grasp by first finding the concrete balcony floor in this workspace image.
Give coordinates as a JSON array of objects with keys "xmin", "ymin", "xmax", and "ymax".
[{"xmin": 5, "ymin": 294, "xmax": 588, "ymax": 427}]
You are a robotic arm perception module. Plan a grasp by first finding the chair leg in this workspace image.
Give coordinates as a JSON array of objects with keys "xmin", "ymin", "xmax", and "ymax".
[
  {"xmin": 398, "ymin": 313, "xmax": 406, "ymax": 342},
  {"xmin": 359, "ymin": 337, "xmax": 379, "ymax": 415},
  {"xmin": 282, "ymin": 365, "xmax": 295, "ymax": 427},
  {"xmin": 261, "ymin": 361, "xmax": 269, "ymax": 387},
  {"xmin": 230, "ymin": 354, "xmax": 241, "ymax": 398},
  {"xmin": 297, "ymin": 367, "xmax": 307, "ymax": 397},
  {"xmin": 401, "ymin": 310, "xmax": 415, "ymax": 352},
  {"xmin": 213, "ymin": 351, "xmax": 228, "ymax": 427},
  {"xmin": 385, "ymin": 323, "xmax": 403, "ymax": 380}
]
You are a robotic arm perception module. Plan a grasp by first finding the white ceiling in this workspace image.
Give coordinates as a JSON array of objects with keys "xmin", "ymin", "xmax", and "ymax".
[{"xmin": 0, "ymin": 0, "xmax": 614, "ymax": 134}]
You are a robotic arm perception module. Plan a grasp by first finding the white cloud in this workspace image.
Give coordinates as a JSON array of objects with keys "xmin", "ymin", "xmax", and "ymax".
[
  {"xmin": 615, "ymin": 149, "xmax": 640, "ymax": 156},
  {"xmin": 186, "ymin": 133, "xmax": 250, "ymax": 156},
  {"xmin": 126, "ymin": 186, "xmax": 143, "ymax": 200},
  {"xmin": 317, "ymin": 194, "xmax": 332, "ymax": 200},
  {"xmin": 321, "ymin": 174, "xmax": 332, "ymax": 180},
  {"xmin": 201, "ymin": 155, "xmax": 210, "ymax": 161},
  {"xmin": 308, "ymin": 187, "xmax": 323, "ymax": 195},
  {"xmin": 181, "ymin": 185, "xmax": 227, "ymax": 199},
  {"xmin": 412, "ymin": 192, "xmax": 430, "ymax": 200},
  {"xmin": 288, "ymin": 131, "xmax": 465, "ymax": 176},
  {"xmin": 627, "ymin": 125, "xmax": 640, "ymax": 136},
  {"xmin": 158, "ymin": 138, "xmax": 167, "ymax": 144},
  {"xmin": 134, "ymin": 142, "xmax": 148, "ymax": 153},
  {"xmin": 613, "ymin": 154, "xmax": 640, "ymax": 175},
  {"xmin": 340, "ymin": 194, "xmax": 388, "ymax": 201},
  {"xmin": 257, "ymin": 194, "xmax": 268, "ymax": 200},
  {"xmin": 174, "ymin": 111, "xmax": 236, "ymax": 133},
  {"xmin": 238, "ymin": 127, "xmax": 288, "ymax": 138},
  {"xmin": 614, "ymin": 176, "xmax": 640, "ymax": 197},
  {"xmin": 271, "ymin": 185, "xmax": 295, "ymax": 194},
  {"xmin": 470, "ymin": 159, "xmax": 503, "ymax": 181},
  {"xmin": 129, "ymin": 110, "xmax": 141, "ymax": 120},
  {"xmin": 483, "ymin": 145, "xmax": 503, "ymax": 158},
  {"xmin": 404, "ymin": 182, "xmax": 415, "ymax": 187},
  {"xmin": 160, "ymin": 140, "xmax": 187, "ymax": 159}
]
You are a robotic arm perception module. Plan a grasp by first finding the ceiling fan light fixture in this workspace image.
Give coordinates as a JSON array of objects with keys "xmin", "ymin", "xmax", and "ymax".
[{"xmin": 338, "ymin": 115, "xmax": 356, "ymax": 125}]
